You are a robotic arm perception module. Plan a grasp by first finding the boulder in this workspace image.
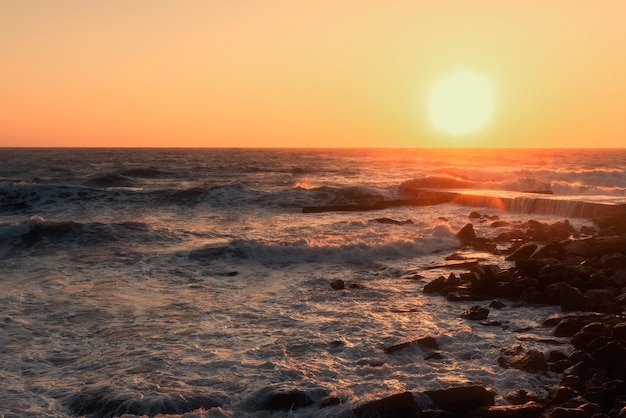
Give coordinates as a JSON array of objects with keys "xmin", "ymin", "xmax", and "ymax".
[
  {"xmin": 424, "ymin": 385, "xmax": 495, "ymax": 413},
  {"xmin": 353, "ymin": 391, "xmax": 421, "ymax": 418},
  {"xmin": 265, "ymin": 390, "xmax": 314, "ymax": 411},
  {"xmin": 383, "ymin": 336, "xmax": 439, "ymax": 354},
  {"xmin": 474, "ymin": 402, "xmax": 544, "ymax": 418},
  {"xmin": 461, "ymin": 305, "xmax": 489, "ymax": 320},
  {"xmin": 330, "ymin": 279, "xmax": 345, "ymax": 290},
  {"xmin": 560, "ymin": 283, "xmax": 588, "ymax": 312},
  {"xmin": 456, "ymin": 223, "xmax": 477, "ymax": 245},
  {"xmin": 508, "ymin": 350, "xmax": 548, "ymax": 373}
]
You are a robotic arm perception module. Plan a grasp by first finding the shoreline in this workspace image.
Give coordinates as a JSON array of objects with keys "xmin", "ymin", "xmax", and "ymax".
[{"xmin": 352, "ymin": 208, "xmax": 626, "ymax": 417}]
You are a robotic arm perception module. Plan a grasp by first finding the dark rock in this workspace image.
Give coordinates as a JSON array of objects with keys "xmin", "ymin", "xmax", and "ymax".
[
  {"xmin": 446, "ymin": 291, "xmax": 488, "ymax": 302},
  {"xmin": 266, "ymin": 390, "xmax": 314, "ymax": 411},
  {"xmin": 504, "ymin": 389, "xmax": 543, "ymax": 405},
  {"xmin": 506, "ymin": 243, "xmax": 538, "ymax": 261},
  {"xmin": 490, "ymin": 299, "xmax": 507, "ymax": 309},
  {"xmin": 584, "ymin": 289, "xmax": 619, "ymax": 313},
  {"xmin": 564, "ymin": 240, "xmax": 591, "ymax": 257},
  {"xmin": 612, "ymin": 322, "xmax": 626, "ymax": 340},
  {"xmin": 571, "ymin": 323, "xmax": 608, "ymax": 350},
  {"xmin": 515, "ymin": 258, "xmax": 545, "ymax": 275},
  {"xmin": 456, "ymin": 223, "xmax": 476, "ymax": 245},
  {"xmin": 547, "ymin": 350, "xmax": 569, "ymax": 363},
  {"xmin": 461, "ymin": 305, "xmax": 489, "ymax": 320},
  {"xmin": 592, "ymin": 340, "xmax": 626, "ymax": 369},
  {"xmin": 321, "ymin": 396, "xmax": 342, "ymax": 407},
  {"xmin": 330, "ymin": 279, "xmax": 345, "ymax": 290},
  {"xmin": 424, "ymin": 385, "xmax": 495, "ymax": 413},
  {"xmin": 353, "ymin": 391, "xmax": 421, "ymax": 418},
  {"xmin": 560, "ymin": 283, "xmax": 588, "ymax": 312},
  {"xmin": 533, "ymin": 243, "xmax": 565, "ymax": 259},
  {"xmin": 553, "ymin": 315, "xmax": 606, "ymax": 337},
  {"xmin": 474, "ymin": 402, "xmax": 544, "ymax": 418},
  {"xmin": 384, "ymin": 336, "xmax": 439, "ymax": 354},
  {"xmin": 550, "ymin": 386, "xmax": 579, "ymax": 405},
  {"xmin": 424, "ymin": 352, "xmax": 444, "ymax": 360},
  {"xmin": 469, "ymin": 211, "xmax": 482, "ymax": 219},
  {"xmin": 423, "ymin": 276, "xmax": 446, "ymax": 294},
  {"xmin": 589, "ymin": 235, "xmax": 626, "ymax": 256},
  {"xmin": 509, "ymin": 350, "xmax": 549, "ymax": 373}
]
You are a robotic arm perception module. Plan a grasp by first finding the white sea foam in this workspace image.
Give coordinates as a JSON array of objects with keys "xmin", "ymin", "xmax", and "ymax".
[{"xmin": 0, "ymin": 148, "xmax": 624, "ymax": 416}]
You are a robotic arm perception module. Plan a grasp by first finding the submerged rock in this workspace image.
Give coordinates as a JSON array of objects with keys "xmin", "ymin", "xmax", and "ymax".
[
  {"xmin": 424, "ymin": 385, "xmax": 495, "ymax": 413},
  {"xmin": 461, "ymin": 305, "xmax": 490, "ymax": 320},
  {"xmin": 353, "ymin": 391, "xmax": 421, "ymax": 418}
]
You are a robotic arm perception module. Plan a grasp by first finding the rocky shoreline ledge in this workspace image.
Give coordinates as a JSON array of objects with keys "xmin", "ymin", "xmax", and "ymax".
[{"xmin": 347, "ymin": 208, "xmax": 626, "ymax": 418}]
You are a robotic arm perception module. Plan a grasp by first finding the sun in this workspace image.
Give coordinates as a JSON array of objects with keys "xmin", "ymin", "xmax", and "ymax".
[{"xmin": 427, "ymin": 69, "xmax": 494, "ymax": 136}]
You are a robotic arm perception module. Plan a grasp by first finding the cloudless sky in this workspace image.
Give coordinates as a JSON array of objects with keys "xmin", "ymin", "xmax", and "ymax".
[{"xmin": 2, "ymin": 1, "xmax": 625, "ymax": 148}]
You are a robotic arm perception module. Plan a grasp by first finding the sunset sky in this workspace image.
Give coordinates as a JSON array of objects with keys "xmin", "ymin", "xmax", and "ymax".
[{"xmin": 2, "ymin": 1, "xmax": 625, "ymax": 148}]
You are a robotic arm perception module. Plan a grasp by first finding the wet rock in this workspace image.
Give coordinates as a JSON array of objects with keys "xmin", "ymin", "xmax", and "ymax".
[
  {"xmin": 504, "ymin": 389, "xmax": 543, "ymax": 405},
  {"xmin": 584, "ymin": 289, "xmax": 619, "ymax": 313},
  {"xmin": 506, "ymin": 243, "xmax": 538, "ymax": 261},
  {"xmin": 423, "ymin": 276, "xmax": 446, "ymax": 294},
  {"xmin": 353, "ymin": 391, "xmax": 421, "ymax": 418},
  {"xmin": 320, "ymin": 396, "xmax": 342, "ymax": 407},
  {"xmin": 384, "ymin": 336, "xmax": 439, "ymax": 354},
  {"xmin": 456, "ymin": 223, "xmax": 476, "ymax": 245},
  {"xmin": 424, "ymin": 352, "xmax": 444, "ymax": 360},
  {"xmin": 509, "ymin": 350, "xmax": 548, "ymax": 373},
  {"xmin": 560, "ymin": 283, "xmax": 588, "ymax": 312},
  {"xmin": 549, "ymin": 386, "xmax": 579, "ymax": 405},
  {"xmin": 469, "ymin": 211, "xmax": 482, "ymax": 219},
  {"xmin": 592, "ymin": 340, "xmax": 626, "ymax": 369},
  {"xmin": 424, "ymin": 385, "xmax": 495, "ymax": 413},
  {"xmin": 571, "ymin": 323, "xmax": 608, "ymax": 350},
  {"xmin": 474, "ymin": 402, "xmax": 544, "ymax": 418},
  {"xmin": 461, "ymin": 305, "xmax": 489, "ymax": 320},
  {"xmin": 330, "ymin": 279, "xmax": 345, "ymax": 290},
  {"xmin": 490, "ymin": 299, "xmax": 506, "ymax": 309},
  {"xmin": 265, "ymin": 390, "xmax": 314, "ymax": 411},
  {"xmin": 611, "ymin": 322, "xmax": 626, "ymax": 340}
]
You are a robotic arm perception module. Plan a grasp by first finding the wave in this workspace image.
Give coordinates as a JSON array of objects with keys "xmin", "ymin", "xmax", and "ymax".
[
  {"xmin": 65, "ymin": 387, "xmax": 227, "ymax": 417},
  {"xmin": 189, "ymin": 224, "xmax": 459, "ymax": 265},
  {"xmin": 0, "ymin": 217, "xmax": 165, "ymax": 251}
]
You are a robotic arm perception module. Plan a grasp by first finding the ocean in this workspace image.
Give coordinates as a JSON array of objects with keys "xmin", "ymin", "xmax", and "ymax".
[{"xmin": 1, "ymin": 148, "xmax": 626, "ymax": 417}]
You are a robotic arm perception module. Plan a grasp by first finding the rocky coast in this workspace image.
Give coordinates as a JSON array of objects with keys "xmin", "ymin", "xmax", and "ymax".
[{"xmin": 350, "ymin": 208, "xmax": 626, "ymax": 417}]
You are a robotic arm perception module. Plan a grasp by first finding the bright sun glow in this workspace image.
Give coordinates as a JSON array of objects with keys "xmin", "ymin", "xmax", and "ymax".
[{"xmin": 428, "ymin": 70, "xmax": 494, "ymax": 136}]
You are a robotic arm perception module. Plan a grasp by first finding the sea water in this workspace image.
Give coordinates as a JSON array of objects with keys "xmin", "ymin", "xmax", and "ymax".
[{"xmin": 1, "ymin": 148, "xmax": 626, "ymax": 417}]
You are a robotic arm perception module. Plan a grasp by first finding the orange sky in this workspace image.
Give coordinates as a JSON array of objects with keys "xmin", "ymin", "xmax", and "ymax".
[{"xmin": 1, "ymin": 1, "xmax": 625, "ymax": 148}]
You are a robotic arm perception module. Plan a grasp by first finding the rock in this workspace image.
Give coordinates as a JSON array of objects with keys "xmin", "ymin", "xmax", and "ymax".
[
  {"xmin": 461, "ymin": 305, "xmax": 489, "ymax": 320},
  {"xmin": 504, "ymin": 389, "xmax": 543, "ymax": 405},
  {"xmin": 474, "ymin": 402, "xmax": 544, "ymax": 418},
  {"xmin": 560, "ymin": 283, "xmax": 588, "ymax": 312},
  {"xmin": 424, "ymin": 352, "xmax": 444, "ymax": 360},
  {"xmin": 550, "ymin": 386, "xmax": 579, "ymax": 405},
  {"xmin": 589, "ymin": 235, "xmax": 626, "ymax": 256},
  {"xmin": 611, "ymin": 322, "xmax": 626, "ymax": 340},
  {"xmin": 423, "ymin": 276, "xmax": 446, "ymax": 294},
  {"xmin": 383, "ymin": 336, "xmax": 439, "ymax": 354},
  {"xmin": 353, "ymin": 391, "xmax": 421, "ymax": 418},
  {"xmin": 506, "ymin": 243, "xmax": 538, "ymax": 261},
  {"xmin": 266, "ymin": 390, "xmax": 314, "ymax": 411},
  {"xmin": 592, "ymin": 340, "xmax": 626, "ymax": 369},
  {"xmin": 330, "ymin": 279, "xmax": 345, "ymax": 290},
  {"xmin": 424, "ymin": 385, "xmax": 495, "ymax": 413},
  {"xmin": 571, "ymin": 322, "xmax": 608, "ymax": 350},
  {"xmin": 584, "ymin": 289, "xmax": 619, "ymax": 313},
  {"xmin": 320, "ymin": 396, "xmax": 342, "ymax": 407},
  {"xmin": 469, "ymin": 211, "xmax": 482, "ymax": 219},
  {"xmin": 564, "ymin": 240, "xmax": 591, "ymax": 257},
  {"xmin": 490, "ymin": 299, "xmax": 506, "ymax": 309},
  {"xmin": 508, "ymin": 350, "xmax": 548, "ymax": 373},
  {"xmin": 456, "ymin": 223, "xmax": 476, "ymax": 245}
]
